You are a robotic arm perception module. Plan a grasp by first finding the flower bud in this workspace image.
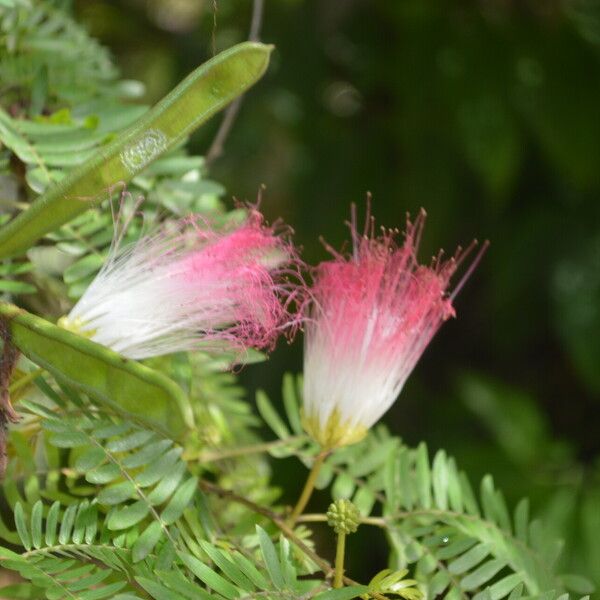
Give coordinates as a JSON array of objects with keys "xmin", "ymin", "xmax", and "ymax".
[{"xmin": 326, "ymin": 499, "xmax": 360, "ymax": 535}]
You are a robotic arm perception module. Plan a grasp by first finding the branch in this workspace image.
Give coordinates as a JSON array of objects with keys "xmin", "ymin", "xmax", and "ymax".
[
  {"xmin": 199, "ymin": 479, "xmax": 387, "ymax": 598},
  {"xmin": 184, "ymin": 435, "xmax": 307, "ymax": 462},
  {"xmin": 205, "ymin": 0, "xmax": 265, "ymax": 165}
]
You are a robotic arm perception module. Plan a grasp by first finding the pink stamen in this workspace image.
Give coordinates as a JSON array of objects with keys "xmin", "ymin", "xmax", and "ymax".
[{"xmin": 303, "ymin": 206, "xmax": 486, "ymax": 435}]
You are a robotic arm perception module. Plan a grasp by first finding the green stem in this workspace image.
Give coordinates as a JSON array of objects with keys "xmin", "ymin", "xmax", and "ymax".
[
  {"xmin": 333, "ymin": 531, "xmax": 346, "ymax": 588},
  {"xmin": 289, "ymin": 450, "xmax": 328, "ymax": 525},
  {"xmin": 8, "ymin": 368, "xmax": 44, "ymax": 395},
  {"xmin": 185, "ymin": 435, "xmax": 306, "ymax": 462}
]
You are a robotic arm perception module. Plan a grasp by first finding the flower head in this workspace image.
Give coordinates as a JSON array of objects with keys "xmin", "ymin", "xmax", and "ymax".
[
  {"xmin": 59, "ymin": 208, "xmax": 298, "ymax": 360},
  {"xmin": 302, "ymin": 206, "xmax": 486, "ymax": 448}
]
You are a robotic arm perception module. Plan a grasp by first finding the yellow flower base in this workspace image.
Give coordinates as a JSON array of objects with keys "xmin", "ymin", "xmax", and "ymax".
[{"xmin": 301, "ymin": 408, "xmax": 367, "ymax": 449}]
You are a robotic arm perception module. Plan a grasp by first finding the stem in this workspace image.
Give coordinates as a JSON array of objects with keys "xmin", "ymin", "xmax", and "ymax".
[
  {"xmin": 289, "ymin": 450, "xmax": 328, "ymax": 525},
  {"xmin": 185, "ymin": 435, "xmax": 306, "ymax": 462},
  {"xmin": 205, "ymin": 0, "xmax": 265, "ymax": 165},
  {"xmin": 8, "ymin": 368, "xmax": 44, "ymax": 395},
  {"xmin": 298, "ymin": 513, "xmax": 386, "ymax": 528},
  {"xmin": 199, "ymin": 479, "xmax": 389, "ymax": 599},
  {"xmin": 333, "ymin": 532, "xmax": 346, "ymax": 588}
]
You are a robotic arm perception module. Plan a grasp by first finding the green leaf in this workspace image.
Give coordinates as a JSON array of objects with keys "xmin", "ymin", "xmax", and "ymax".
[
  {"xmin": 314, "ymin": 586, "xmax": 369, "ymax": 600},
  {"xmin": 0, "ymin": 42, "xmax": 273, "ymax": 259},
  {"xmin": 86, "ymin": 462, "xmax": 121, "ymax": 485},
  {"xmin": 256, "ymin": 525, "xmax": 285, "ymax": 590},
  {"xmin": 256, "ymin": 389, "xmax": 290, "ymax": 439},
  {"xmin": 63, "ymin": 253, "xmax": 105, "ymax": 284},
  {"xmin": 75, "ymin": 447, "xmax": 106, "ymax": 471},
  {"xmin": 58, "ymin": 503, "xmax": 77, "ymax": 544},
  {"xmin": 560, "ymin": 574, "xmax": 596, "ymax": 594},
  {"xmin": 477, "ymin": 574, "xmax": 524, "ymax": 600},
  {"xmin": 200, "ymin": 542, "xmax": 256, "ymax": 591},
  {"xmin": 135, "ymin": 577, "xmax": 189, "ymax": 600},
  {"xmin": 230, "ymin": 552, "xmax": 269, "ymax": 590},
  {"xmin": 460, "ymin": 559, "xmax": 506, "ymax": 591},
  {"xmin": 415, "ymin": 442, "xmax": 432, "ymax": 509},
  {"xmin": 282, "ymin": 373, "xmax": 303, "ymax": 434},
  {"xmin": 160, "ymin": 476, "xmax": 198, "ymax": 525},
  {"xmin": 0, "ymin": 303, "xmax": 193, "ymax": 437},
  {"xmin": 30, "ymin": 501, "xmax": 43, "ymax": 549},
  {"xmin": 14, "ymin": 503, "xmax": 31, "ymax": 551},
  {"xmin": 135, "ymin": 448, "xmax": 182, "ymax": 487},
  {"xmin": 97, "ymin": 481, "xmax": 136, "ymax": 505},
  {"xmin": 107, "ymin": 501, "xmax": 150, "ymax": 531},
  {"xmin": 146, "ymin": 462, "xmax": 186, "ymax": 505},
  {"xmin": 179, "ymin": 552, "xmax": 240, "ymax": 599},
  {"xmin": 45, "ymin": 501, "xmax": 60, "ymax": 547},
  {"xmin": 154, "ymin": 571, "xmax": 215, "ymax": 600},
  {"xmin": 132, "ymin": 522, "xmax": 163, "ymax": 563},
  {"xmin": 514, "ymin": 498, "xmax": 529, "ymax": 543},
  {"xmin": 432, "ymin": 449, "xmax": 449, "ymax": 510},
  {"xmin": 0, "ymin": 280, "xmax": 36, "ymax": 294},
  {"xmin": 448, "ymin": 543, "xmax": 490, "ymax": 575}
]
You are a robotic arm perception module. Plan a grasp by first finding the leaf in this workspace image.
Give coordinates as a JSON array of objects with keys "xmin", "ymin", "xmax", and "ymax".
[
  {"xmin": 514, "ymin": 498, "xmax": 529, "ymax": 543},
  {"xmin": 256, "ymin": 389, "xmax": 290, "ymax": 439},
  {"xmin": 0, "ymin": 280, "xmax": 36, "ymax": 294},
  {"xmin": 282, "ymin": 373, "xmax": 303, "ymax": 434},
  {"xmin": 58, "ymin": 503, "xmax": 77, "ymax": 544},
  {"xmin": 45, "ymin": 501, "xmax": 60, "ymax": 547},
  {"xmin": 432, "ymin": 449, "xmax": 449, "ymax": 510},
  {"xmin": 448, "ymin": 543, "xmax": 490, "ymax": 575},
  {"xmin": 154, "ymin": 571, "xmax": 215, "ymax": 600},
  {"xmin": 477, "ymin": 574, "xmax": 524, "ymax": 600},
  {"xmin": 200, "ymin": 541, "xmax": 256, "ymax": 591},
  {"xmin": 0, "ymin": 303, "xmax": 193, "ymax": 437},
  {"xmin": 0, "ymin": 42, "xmax": 273, "ymax": 259},
  {"xmin": 30, "ymin": 501, "xmax": 43, "ymax": 549},
  {"xmin": 160, "ymin": 476, "xmax": 198, "ymax": 525},
  {"xmin": 230, "ymin": 552, "xmax": 269, "ymax": 590},
  {"xmin": 314, "ymin": 586, "xmax": 369, "ymax": 600},
  {"xmin": 14, "ymin": 503, "xmax": 31, "ymax": 551},
  {"xmin": 135, "ymin": 577, "xmax": 189, "ymax": 600},
  {"xmin": 132, "ymin": 522, "xmax": 163, "ymax": 563},
  {"xmin": 97, "ymin": 481, "xmax": 136, "ymax": 505},
  {"xmin": 560, "ymin": 574, "xmax": 596, "ymax": 595},
  {"xmin": 86, "ymin": 462, "xmax": 121, "ymax": 484},
  {"xmin": 256, "ymin": 525, "xmax": 285, "ymax": 590},
  {"xmin": 460, "ymin": 559, "xmax": 506, "ymax": 591},
  {"xmin": 178, "ymin": 552, "xmax": 240, "ymax": 599},
  {"xmin": 107, "ymin": 501, "xmax": 150, "ymax": 531},
  {"xmin": 415, "ymin": 442, "xmax": 432, "ymax": 509},
  {"xmin": 75, "ymin": 447, "xmax": 106, "ymax": 471}
]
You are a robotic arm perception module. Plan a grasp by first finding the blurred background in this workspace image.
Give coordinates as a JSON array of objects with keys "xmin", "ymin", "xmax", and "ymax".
[{"xmin": 73, "ymin": 0, "xmax": 600, "ymax": 586}]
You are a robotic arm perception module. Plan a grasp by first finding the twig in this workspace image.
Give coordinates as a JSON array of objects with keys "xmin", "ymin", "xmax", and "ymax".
[
  {"xmin": 198, "ymin": 479, "xmax": 387, "ymax": 598},
  {"xmin": 205, "ymin": 0, "xmax": 265, "ymax": 165},
  {"xmin": 199, "ymin": 478, "xmax": 332, "ymax": 575},
  {"xmin": 298, "ymin": 514, "xmax": 386, "ymax": 528},
  {"xmin": 185, "ymin": 435, "xmax": 307, "ymax": 462}
]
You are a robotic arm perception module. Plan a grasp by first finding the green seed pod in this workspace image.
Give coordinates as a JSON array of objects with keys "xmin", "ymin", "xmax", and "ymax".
[{"xmin": 326, "ymin": 499, "xmax": 360, "ymax": 535}]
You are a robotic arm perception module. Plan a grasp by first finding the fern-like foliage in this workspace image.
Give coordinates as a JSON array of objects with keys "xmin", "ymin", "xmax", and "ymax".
[
  {"xmin": 0, "ymin": 3, "xmax": 595, "ymax": 600},
  {"xmin": 256, "ymin": 375, "xmax": 594, "ymax": 600},
  {"xmin": 0, "ymin": 0, "xmax": 225, "ymax": 302},
  {"xmin": 0, "ymin": 0, "xmax": 117, "ymax": 108},
  {"xmin": 0, "ymin": 371, "xmax": 593, "ymax": 600}
]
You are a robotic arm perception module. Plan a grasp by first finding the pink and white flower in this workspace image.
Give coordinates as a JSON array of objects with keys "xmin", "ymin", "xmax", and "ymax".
[
  {"xmin": 302, "ymin": 207, "xmax": 486, "ymax": 448},
  {"xmin": 60, "ymin": 209, "xmax": 297, "ymax": 360}
]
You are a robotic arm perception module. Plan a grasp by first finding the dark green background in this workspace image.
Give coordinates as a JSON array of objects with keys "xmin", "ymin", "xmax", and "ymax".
[{"xmin": 75, "ymin": 0, "xmax": 600, "ymax": 584}]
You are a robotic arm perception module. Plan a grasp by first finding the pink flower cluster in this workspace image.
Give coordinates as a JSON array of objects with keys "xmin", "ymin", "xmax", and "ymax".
[
  {"xmin": 302, "ymin": 207, "xmax": 487, "ymax": 447},
  {"xmin": 63, "ymin": 209, "xmax": 300, "ymax": 360},
  {"xmin": 66, "ymin": 202, "xmax": 485, "ymax": 442}
]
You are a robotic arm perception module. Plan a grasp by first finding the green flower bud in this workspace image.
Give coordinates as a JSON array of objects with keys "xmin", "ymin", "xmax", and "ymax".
[{"xmin": 326, "ymin": 499, "xmax": 360, "ymax": 535}]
